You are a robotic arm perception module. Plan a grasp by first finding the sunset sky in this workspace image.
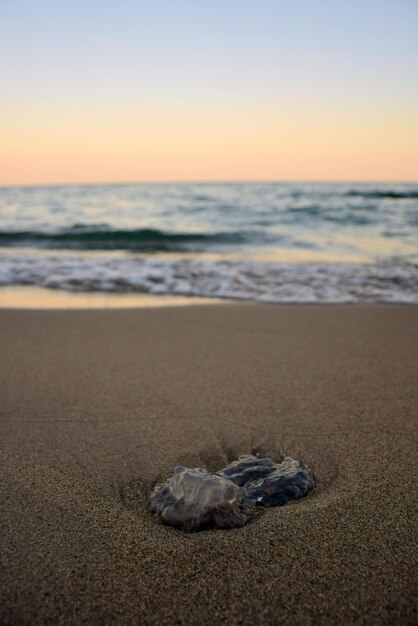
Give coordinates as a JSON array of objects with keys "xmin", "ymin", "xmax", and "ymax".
[{"xmin": 1, "ymin": 0, "xmax": 417, "ymax": 185}]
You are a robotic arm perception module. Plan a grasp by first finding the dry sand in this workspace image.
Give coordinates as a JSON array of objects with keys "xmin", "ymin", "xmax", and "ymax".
[{"xmin": 0, "ymin": 304, "xmax": 417, "ymax": 625}]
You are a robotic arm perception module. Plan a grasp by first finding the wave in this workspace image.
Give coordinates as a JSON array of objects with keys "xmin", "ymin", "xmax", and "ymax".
[
  {"xmin": 0, "ymin": 226, "xmax": 254, "ymax": 251},
  {"xmin": 0, "ymin": 252, "xmax": 417, "ymax": 304},
  {"xmin": 346, "ymin": 190, "xmax": 418, "ymax": 199}
]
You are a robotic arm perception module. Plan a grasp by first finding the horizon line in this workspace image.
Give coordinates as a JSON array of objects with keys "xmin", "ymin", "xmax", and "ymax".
[{"xmin": 1, "ymin": 178, "xmax": 417, "ymax": 189}]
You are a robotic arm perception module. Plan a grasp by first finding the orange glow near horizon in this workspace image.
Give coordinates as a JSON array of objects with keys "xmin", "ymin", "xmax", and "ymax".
[{"xmin": 2, "ymin": 102, "xmax": 417, "ymax": 185}]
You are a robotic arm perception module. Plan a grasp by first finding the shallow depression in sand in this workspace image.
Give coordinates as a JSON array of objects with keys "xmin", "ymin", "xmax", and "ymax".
[{"xmin": 150, "ymin": 453, "xmax": 315, "ymax": 532}]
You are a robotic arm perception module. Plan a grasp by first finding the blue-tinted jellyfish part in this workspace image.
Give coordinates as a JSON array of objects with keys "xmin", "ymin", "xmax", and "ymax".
[
  {"xmin": 217, "ymin": 455, "xmax": 277, "ymax": 487},
  {"xmin": 218, "ymin": 455, "xmax": 315, "ymax": 507},
  {"xmin": 244, "ymin": 462, "xmax": 315, "ymax": 507}
]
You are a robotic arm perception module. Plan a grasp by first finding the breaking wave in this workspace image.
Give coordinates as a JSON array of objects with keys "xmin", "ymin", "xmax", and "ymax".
[
  {"xmin": 345, "ymin": 190, "xmax": 418, "ymax": 199},
  {"xmin": 0, "ymin": 252, "xmax": 417, "ymax": 304},
  {"xmin": 0, "ymin": 226, "xmax": 257, "ymax": 251}
]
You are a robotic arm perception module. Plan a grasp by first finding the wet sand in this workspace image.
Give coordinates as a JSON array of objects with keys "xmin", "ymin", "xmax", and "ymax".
[{"xmin": 1, "ymin": 304, "xmax": 417, "ymax": 625}]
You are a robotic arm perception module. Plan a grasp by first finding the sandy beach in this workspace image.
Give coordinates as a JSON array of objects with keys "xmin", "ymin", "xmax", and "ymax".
[{"xmin": 1, "ymin": 304, "xmax": 417, "ymax": 625}]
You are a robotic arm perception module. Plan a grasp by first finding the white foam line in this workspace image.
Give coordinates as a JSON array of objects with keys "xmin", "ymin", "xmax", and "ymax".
[{"xmin": 0, "ymin": 252, "xmax": 417, "ymax": 304}]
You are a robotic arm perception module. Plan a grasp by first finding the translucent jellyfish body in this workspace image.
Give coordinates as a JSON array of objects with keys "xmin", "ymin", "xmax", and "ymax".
[
  {"xmin": 151, "ymin": 454, "xmax": 315, "ymax": 532},
  {"xmin": 150, "ymin": 466, "xmax": 255, "ymax": 532}
]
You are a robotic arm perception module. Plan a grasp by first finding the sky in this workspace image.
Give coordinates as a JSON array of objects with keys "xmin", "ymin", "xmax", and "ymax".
[{"xmin": 1, "ymin": 0, "xmax": 417, "ymax": 185}]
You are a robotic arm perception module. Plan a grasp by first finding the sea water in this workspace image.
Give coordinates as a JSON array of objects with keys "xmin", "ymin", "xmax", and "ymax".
[{"xmin": 0, "ymin": 182, "xmax": 417, "ymax": 303}]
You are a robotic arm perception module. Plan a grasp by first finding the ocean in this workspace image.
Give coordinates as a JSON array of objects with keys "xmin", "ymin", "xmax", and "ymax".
[{"xmin": 0, "ymin": 182, "xmax": 417, "ymax": 303}]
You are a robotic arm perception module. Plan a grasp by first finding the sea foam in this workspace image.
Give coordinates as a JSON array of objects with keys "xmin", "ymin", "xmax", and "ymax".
[{"xmin": 1, "ymin": 252, "xmax": 417, "ymax": 304}]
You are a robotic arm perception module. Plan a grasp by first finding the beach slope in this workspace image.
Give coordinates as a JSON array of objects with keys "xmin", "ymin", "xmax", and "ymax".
[{"xmin": 1, "ymin": 305, "xmax": 417, "ymax": 625}]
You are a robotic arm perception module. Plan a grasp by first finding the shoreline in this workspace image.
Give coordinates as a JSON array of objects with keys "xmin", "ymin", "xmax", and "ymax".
[
  {"xmin": 1, "ymin": 285, "xmax": 417, "ymax": 310},
  {"xmin": 0, "ymin": 285, "xmax": 227, "ymax": 309},
  {"xmin": 1, "ymin": 304, "xmax": 417, "ymax": 624}
]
